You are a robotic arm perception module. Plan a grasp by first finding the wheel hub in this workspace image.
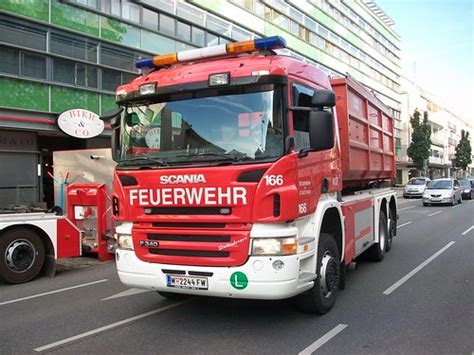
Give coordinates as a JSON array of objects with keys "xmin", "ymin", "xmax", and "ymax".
[
  {"xmin": 5, "ymin": 239, "xmax": 36, "ymax": 272},
  {"xmin": 320, "ymin": 251, "xmax": 338, "ymax": 298}
]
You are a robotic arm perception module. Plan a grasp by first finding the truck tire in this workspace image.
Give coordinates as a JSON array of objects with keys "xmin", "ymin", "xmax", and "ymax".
[
  {"xmin": 386, "ymin": 207, "xmax": 396, "ymax": 252},
  {"xmin": 368, "ymin": 211, "xmax": 387, "ymax": 262},
  {"xmin": 294, "ymin": 233, "xmax": 340, "ymax": 314},
  {"xmin": 0, "ymin": 228, "xmax": 45, "ymax": 284},
  {"xmin": 157, "ymin": 291, "xmax": 190, "ymax": 300}
]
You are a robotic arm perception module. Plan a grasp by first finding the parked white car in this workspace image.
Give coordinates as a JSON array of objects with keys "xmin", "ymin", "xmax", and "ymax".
[
  {"xmin": 422, "ymin": 178, "xmax": 462, "ymax": 206},
  {"xmin": 403, "ymin": 177, "xmax": 431, "ymax": 198}
]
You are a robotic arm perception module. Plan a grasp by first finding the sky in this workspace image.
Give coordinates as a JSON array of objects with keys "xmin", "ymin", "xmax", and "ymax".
[{"xmin": 376, "ymin": 0, "xmax": 473, "ymax": 124}]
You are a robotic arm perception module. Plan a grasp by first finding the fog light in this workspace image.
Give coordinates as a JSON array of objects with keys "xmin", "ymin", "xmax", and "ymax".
[{"xmin": 272, "ymin": 260, "xmax": 285, "ymax": 270}]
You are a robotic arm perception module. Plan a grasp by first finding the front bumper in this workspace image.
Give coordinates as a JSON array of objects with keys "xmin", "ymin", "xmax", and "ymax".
[
  {"xmin": 423, "ymin": 197, "xmax": 452, "ymax": 204},
  {"xmin": 404, "ymin": 191, "xmax": 423, "ymax": 197},
  {"xmin": 116, "ymin": 249, "xmax": 313, "ymax": 300}
]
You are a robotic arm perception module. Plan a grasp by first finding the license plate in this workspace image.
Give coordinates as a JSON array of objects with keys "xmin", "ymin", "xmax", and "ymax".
[
  {"xmin": 166, "ymin": 275, "xmax": 208, "ymax": 290},
  {"xmin": 431, "ymin": 198, "xmax": 441, "ymax": 202}
]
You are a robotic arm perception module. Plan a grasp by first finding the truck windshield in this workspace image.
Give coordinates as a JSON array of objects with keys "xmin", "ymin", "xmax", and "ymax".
[{"xmin": 118, "ymin": 86, "xmax": 284, "ymax": 166}]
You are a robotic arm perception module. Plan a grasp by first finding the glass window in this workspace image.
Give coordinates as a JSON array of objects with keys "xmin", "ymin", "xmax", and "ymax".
[
  {"xmin": 289, "ymin": 7, "xmax": 303, "ymax": 23},
  {"xmin": 53, "ymin": 58, "xmax": 75, "ymax": 85},
  {"xmin": 206, "ymin": 33, "xmax": 219, "ymax": 46},
  {"xmin": 142, "ymin": 7, "xmax": 158, "ymax": 30},
  {"xmin": 21, "ymin": 52, "xmax": 46, "ymax": 79},
  {"xmin": 122, "ymin": 0, "xmax": 140, "ymax": 23},
  {"xmin": 0, "ymin": 46, "xmax": 19, "ymax": 75},
  {"xmin": 192, "ymin": 27, "xmax": 205, "ymax": 46},
  {"xmin": 176, "ymin": 21, "xmax": 191, "ymax": 41},
  {"xmin": 100, "ymin": 0, "xmax": 111, "ymax": 13},
  {"xmin": 76, "ymin": 63, "xmax": 98, "ymax": 88},
  {"xmin": 317, "ymin": 25, "xmax": 329, "ymax": 38},
  {"xmin": 292, "ymin": 83, "xmax": 315, "ymax": 150},
  {"xmin": 159, "ymin": 13, "xmax": 175, "ymax": 35},
  {"xmin": 101, "ymin": 44, "xmax": 135, "ymax": 71},
  {"xmin": 0, "ymin": 19, "xmax": 46, "ymax": 51},
  {"xmin": 50, "ymin": 31, "xmax": 97, "ymax": 63},
  {"xmin": 111, "ymin": 0, "xmax": 121, "ymax": 16},
  {"xmin": 177, "ymin": 2, "xmax": 205, "ymax": 25},
  {"xmin": 304, "ymin": 17, "xmax": 317, "ymax": 31},
  {"xmin": 255, "ymin": 1, "xmax": 265, "ymax": 17},
  {"xmin": 207, "ymin": 15, "xmax": 231, "ymax": 36},
  {"xmin": 102, "ymin": 68, "xmax": 122, "ymax": 91},
  {"xmin": 232, "ymin": 26, "xmax": 252, "ymax": 41},
  {"xmin": 290, "ymin": 20, "xmax": 299, "ymax": 35},
  {"xmin": 155, "ymin": 0, "xmax": 175, "ymax": 14}
]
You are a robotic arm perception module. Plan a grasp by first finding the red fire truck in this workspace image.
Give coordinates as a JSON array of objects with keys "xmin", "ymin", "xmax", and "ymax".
[{"xmin": 107, "ymin": 36, "xmax": 397, "ymax": 313}]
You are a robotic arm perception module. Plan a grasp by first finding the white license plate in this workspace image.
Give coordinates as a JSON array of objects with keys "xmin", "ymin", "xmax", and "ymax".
[
  {"xmin": 431, "ymin": 198, "xmax": 441, "ymax": 202},
  {"xmin": 166, "ymin": 275, "xmax": 208, "ymax": 290}
]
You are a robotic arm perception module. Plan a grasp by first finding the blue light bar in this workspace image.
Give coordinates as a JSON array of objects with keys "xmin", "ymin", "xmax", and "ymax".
[
  {"xmin": 254, "ymin": 36, "xmax": 287, "ymax": 50},
  {"xmin": 136, "ymin": 58, "xmax": 154, "ymax": 69}
]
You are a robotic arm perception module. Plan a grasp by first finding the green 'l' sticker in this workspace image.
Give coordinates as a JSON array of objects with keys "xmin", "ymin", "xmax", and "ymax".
[{"xmin": 230, "ymin": 272, "xmax": 248, "ymax": 290}]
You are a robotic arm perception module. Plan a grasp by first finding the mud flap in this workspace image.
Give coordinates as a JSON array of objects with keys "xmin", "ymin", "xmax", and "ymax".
[{"xmin": 42, "ymin": 254, "xmax": 57, "ymax": 278}]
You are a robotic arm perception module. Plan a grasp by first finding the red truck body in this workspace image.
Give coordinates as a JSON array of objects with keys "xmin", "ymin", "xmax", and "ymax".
[
  {"xmin": 111, "ymin": 37, "xmax": 398, "ymax": 312},
  {"xmin": 331, "ymin": 77, "xmax": 395, "ymax": 187}
]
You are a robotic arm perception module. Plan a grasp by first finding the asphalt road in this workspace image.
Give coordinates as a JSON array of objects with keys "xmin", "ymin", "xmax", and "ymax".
[{"xmin": 1, "ymin": 197, "xmax": 473, "ymax": 354}]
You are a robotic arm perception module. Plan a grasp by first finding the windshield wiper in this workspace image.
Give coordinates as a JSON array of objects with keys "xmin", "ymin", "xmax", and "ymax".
[
  {"xmin": 176, "ymin": 152, "xmax": 243, "ymax": 162},
  {"xmin": 119, "ymin": 156, "xmax": 168, "ymax": 166}
]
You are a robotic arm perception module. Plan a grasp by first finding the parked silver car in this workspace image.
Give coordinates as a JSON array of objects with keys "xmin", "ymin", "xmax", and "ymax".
[
  {"xmin": 422, "ymin": 178, "xmax": 462, "ymax": 206},
  {"xmin": 404, "ymin": 177, "xmax": 431, "ymax": 198}
]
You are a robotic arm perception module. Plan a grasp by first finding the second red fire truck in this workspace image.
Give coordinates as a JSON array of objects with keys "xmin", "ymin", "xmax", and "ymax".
[{"xmin": 106, "ymin": 36, "xmax": 397, "ymax": 314}]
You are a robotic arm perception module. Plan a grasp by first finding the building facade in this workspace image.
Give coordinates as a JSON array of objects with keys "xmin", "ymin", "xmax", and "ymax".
[
  {"xmin": 0, "ymin": 0, "xmax": 401, "ymax": 208},
  {"xmin": 399, "ymin": 76, "xmax": 474, "ymax": 184}
]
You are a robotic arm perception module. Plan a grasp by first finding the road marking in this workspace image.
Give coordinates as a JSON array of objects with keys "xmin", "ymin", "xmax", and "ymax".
[
  {"xmin": 462, "ymin": 225, "xmax": 474, "ymax": 236},
  {"xmin": 298, "ymin": 324, "xmax": 348, "ymax": 355},
  {"xmin": 0, "ymin": 279, "xmax": 108, "ymax": 306},
  {"xmin": 398, "ymin": 206, "xmax": 416, "ymax": 211},
  {"xmin": 34, "ymin": 300, "xmax": 191, "ymax": 352},
  {"xmin": 397, "ymin": 221, "xmax": 412, "ymax": 229},
  {"xmin": 102, "ymin": 288, "xmax": 150, "ymax": 301},
  {"xmin": 428, "ymin": 210, "xmax": 443, "ymax": 217},
  {"xmin": 383, "ymin": 241, "xmax": 455, "ymax": 295}
]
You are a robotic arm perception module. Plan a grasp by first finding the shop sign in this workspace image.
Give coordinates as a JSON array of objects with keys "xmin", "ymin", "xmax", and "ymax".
[
  {"xmin": 58, "ymin": 109, "xmax": 104, "ymax": 139},
  {"xmin": 0, "ymin": 130, "xmax": 36, "ymax": 151}
]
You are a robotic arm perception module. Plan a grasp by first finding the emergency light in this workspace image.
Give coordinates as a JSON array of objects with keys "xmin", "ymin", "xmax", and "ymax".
[{"xmin": 135, "ymin": 36, "xmax": 287, "ymax": 69}]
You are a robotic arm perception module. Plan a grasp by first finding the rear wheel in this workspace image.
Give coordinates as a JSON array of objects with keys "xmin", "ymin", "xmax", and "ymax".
[
  {"xmin": 368, "ymin": 211, "xmax": 387, "ymax": 262},
  {"xmin": 0, "ymin": 228, "xmax": 45, "ymax": 284},
  {"xmin": 295, "ymin": 233, "xmax": 340, "ymax": 314},
  {"xmin": 386, "ymin": 207, "xmax": 396, "ymax": 252}
]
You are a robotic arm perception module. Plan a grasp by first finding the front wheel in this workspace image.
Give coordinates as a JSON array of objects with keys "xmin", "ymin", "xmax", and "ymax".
[
  {"xmin": 294, "ymin": 233, "xmax": 340, "ymax": 314},
  {"xmin": 0, "ymin": 228, "xmax": 45, "ymax": 284}
]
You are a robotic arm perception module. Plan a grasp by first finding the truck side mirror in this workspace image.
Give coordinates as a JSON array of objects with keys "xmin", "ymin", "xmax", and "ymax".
[
  {"xmin": 100, "ymin": 108, "xmax": 123, "ymax": 128},
  {"xmin": 312, "ymin": 90, "xmax": 336, "ymax": 108},
  {"xmin": 308, "ymin": 110, "xmax": 334, "ymax": 152}
]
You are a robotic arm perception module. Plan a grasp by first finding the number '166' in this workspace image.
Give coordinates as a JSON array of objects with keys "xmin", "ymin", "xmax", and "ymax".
[{"xmin": 263, "ymin": 175, "xmax": 283, "ymax": 186}]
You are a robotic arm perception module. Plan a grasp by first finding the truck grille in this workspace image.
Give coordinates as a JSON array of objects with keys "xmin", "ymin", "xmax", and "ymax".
[{"xmin": 133, "ymin": 227, "xmax": 250, "ymax": 267}]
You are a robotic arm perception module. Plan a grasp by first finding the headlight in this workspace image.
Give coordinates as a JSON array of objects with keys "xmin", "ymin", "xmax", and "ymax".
[
  {"xmin": 117, "ymin": 234, "xmax": 134, "ymax": 250},
  {"xmin": 252, "ymin": 237, "xmax": 297, "ymax": 256}
]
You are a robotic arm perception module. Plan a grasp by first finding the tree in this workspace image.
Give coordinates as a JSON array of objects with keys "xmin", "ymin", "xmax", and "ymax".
[
  {"xmin": 453, "ymin": 130, "xmax": 472, "ymax": 172},
  {"xmin": 407, "ymin": 110, "xmax": 431, "ymax": 174}
]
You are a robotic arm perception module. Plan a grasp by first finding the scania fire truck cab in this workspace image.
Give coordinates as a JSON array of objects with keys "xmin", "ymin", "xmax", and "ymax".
[{"xmin": 109, "ymin": 36, "xmax": 396, "ymax": 314}]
